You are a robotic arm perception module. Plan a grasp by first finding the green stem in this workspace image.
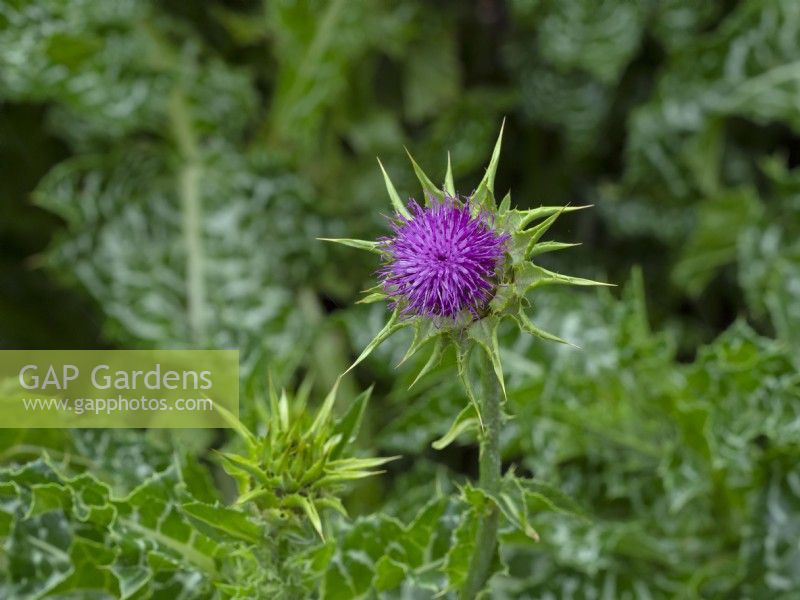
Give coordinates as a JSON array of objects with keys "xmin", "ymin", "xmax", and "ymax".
[{"xmin": 460, "ymin": 348, "xmax": 502, "ymax": 599}]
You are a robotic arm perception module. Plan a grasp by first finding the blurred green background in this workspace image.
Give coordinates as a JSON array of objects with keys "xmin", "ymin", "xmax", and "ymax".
[{"xmin": 2, "ymin": 0, "xmax": 800, "ymax": 597}]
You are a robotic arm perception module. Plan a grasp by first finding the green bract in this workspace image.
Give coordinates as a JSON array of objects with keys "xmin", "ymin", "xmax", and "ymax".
[
  {"xmin": 216, "ymin": 378, "xmax": 396, "ymax": 541},
  {"xmin": 324, "ymin": 124, "xmax": 611, "ymax": 444}
]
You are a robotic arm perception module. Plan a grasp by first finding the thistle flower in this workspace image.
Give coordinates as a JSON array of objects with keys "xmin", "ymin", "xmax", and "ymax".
[
  {"xmin": 321, "ymin": 123, "xmax": 610, "ymax": 432},
  {"xmin": 380, "ymin": 198, "xmax": 509, "ymax": 319}
]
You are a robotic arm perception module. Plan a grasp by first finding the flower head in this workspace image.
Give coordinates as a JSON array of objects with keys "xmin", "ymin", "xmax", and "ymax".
[
  {"xmin": 321, "ymin": 124, "xmax": 609, "ymax": 392},
  {"xmin": 379, "ymin": 197, "xmax": 509, "ymax": 318}
]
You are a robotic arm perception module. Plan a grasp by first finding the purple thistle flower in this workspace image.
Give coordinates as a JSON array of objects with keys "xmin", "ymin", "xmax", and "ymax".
[{"xmin": 379, "ymin": 196, "xmax": 509, "ymax": 319}]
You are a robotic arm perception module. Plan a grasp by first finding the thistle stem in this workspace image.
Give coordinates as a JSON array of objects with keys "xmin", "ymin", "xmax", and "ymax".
[{"xmin": 460, "ymin": 348, "xmax": 501, "ymax": 599}]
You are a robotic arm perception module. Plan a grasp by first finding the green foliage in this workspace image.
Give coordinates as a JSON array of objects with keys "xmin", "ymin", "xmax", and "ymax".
[
  {"xmin": 320, "ymin": 472, "xmax": 585, "ymax": 599},
  {"xmin": 34, "ymin": 144, "xmax": 321, "ymax": 379},
  {"xmin": 0, "ymin": 0, "xmax": 332, "ymax": 385},
  {"xmin": 498, "ymin": 279, "xmax": 800, "ymax": 597},
  {"xmin": 0, "ymin": 0, "xmax": 255, "ymax": 144},
  {"xmin": 738, "ymin": 158, "xmax": 800, "ymax": 363},
  {"xmin": 0, "ymin": 455, "xmax": 263, "ymax": 598}
]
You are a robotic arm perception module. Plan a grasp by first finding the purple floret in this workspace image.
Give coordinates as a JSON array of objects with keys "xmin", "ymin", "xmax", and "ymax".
[{"xmin": 379, "ymin": 196, "xmax": 509, "ymax": 318}]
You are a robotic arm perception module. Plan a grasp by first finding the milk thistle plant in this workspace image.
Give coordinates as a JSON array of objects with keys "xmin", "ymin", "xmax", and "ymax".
[{"xmin": 323, "ymin": 124, "xmax": 609, "ymax": 597}]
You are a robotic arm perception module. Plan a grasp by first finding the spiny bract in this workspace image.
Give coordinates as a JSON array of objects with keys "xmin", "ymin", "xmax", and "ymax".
[{"xmin": 216, "ymin": 379, "xmax": 396, "ymax": 540}]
